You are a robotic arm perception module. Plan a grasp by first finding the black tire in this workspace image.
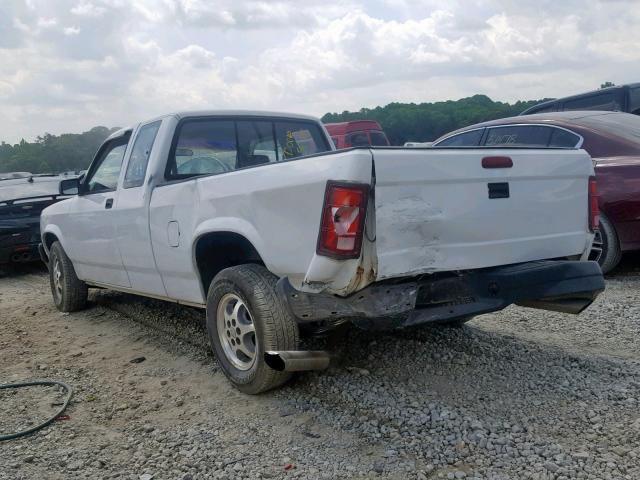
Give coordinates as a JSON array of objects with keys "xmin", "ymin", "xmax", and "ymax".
[
  {"xmin": 206, "ymin": 264, "xmax": 300, "ymax": 394},
  {"xmin": 49, "ymin": 241, "xmax": 88, "ymax": 312},
  {"xmin": 592, "ymin": 213, "xmax": 622, "ymax": 274}
]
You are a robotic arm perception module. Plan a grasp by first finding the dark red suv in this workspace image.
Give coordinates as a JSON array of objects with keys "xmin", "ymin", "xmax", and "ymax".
[
  {"xmin": 324, "ymin": 120, "xmax": 390, "ymax": 149},
  {"xmin": 433, "ymin": 111, "xmax": 640, "ymax": 273}
]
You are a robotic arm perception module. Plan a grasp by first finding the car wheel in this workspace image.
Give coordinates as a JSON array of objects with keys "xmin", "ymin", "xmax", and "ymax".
[
  {"xmin": 49, "ymin": 241, "xmax": 88, "ymax": 312},
  {"xmin": 206, "ymin": 264, "xmax": 300, "ymax": 394},
  {"xmin": 589, "ymin": 213, "xmax": 621, "ymax": 274}
]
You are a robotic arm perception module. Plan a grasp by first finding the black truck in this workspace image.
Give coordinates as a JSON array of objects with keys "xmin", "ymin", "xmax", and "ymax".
[{"xmin": 0, "ymin": 174, "xmax": 76, "ymax": 264}]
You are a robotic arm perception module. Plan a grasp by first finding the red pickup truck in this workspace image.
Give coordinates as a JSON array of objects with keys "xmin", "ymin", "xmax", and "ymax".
[{"xmin": 324, "ymin": 120, "xmax": 390, "ymax": 148}]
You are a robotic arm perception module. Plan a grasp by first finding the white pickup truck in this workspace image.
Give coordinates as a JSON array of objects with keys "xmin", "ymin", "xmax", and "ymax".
[{"xmin": 40, "ymin": 110, "xmax": 604, "ymax": 393}]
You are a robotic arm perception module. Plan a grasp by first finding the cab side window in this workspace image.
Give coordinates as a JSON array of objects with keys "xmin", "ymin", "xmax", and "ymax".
[
  {"xmin": 236, "ymin": 120, "xmax": 277, "ymax": 166},
  {"xmin": 168, "ymin": 120, "xmax": 237, "ymax": 178},
  {"xmin": 124, "ymin": 121, "xmax": 161, "ymax": 188},
  {"xmin": 85, "ymin": 137, "xmax": 129, "ymax": 193}
]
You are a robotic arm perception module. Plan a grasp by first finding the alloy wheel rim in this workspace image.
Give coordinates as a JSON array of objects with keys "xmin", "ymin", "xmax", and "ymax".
[
  {"xmin": 589, "ymin": 229, "xmax": 603, "ymax": 263},
  {"xmin": 216, "ymin": 293, "xmax": 257, "ymax": 371},
  {"xmin": 53, "ymin": 258, "xmax": 63, "ymax": 300}
]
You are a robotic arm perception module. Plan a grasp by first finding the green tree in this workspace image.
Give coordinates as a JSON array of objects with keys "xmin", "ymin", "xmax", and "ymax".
[
  {"xmin": 322, "ymin": 95, "xmax": 549, "ymax": 145},
  {"xmin": 0, "ymin": 126, "xmax": 119, "ymax": 174}
]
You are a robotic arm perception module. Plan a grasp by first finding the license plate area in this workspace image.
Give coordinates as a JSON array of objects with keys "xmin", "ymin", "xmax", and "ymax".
[{"xmin": 488, "ymin": 182, "xmax": 509, "ymax": 199}]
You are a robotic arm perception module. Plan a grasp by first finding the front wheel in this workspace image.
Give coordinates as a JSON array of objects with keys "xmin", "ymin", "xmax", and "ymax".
[
  {"xmin": 206, "ymin": 264, "xmax": 300, "ymax": 394},
  {"xmin": 49, "ymin": 241, "xmax": 88, "ymax": 312}
]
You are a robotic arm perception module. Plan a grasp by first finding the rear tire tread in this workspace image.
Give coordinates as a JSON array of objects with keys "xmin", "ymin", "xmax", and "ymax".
[
  {"xmin": 207, "ymin": 264, "xmax": 299, "ymax": 394},
  {"xmin": 598, "ymin": 213, "xmax": 622, "ymax": 274},
  {"xmin": 49, "ymin": 241, "xmax": 88, "ymax": 312}
]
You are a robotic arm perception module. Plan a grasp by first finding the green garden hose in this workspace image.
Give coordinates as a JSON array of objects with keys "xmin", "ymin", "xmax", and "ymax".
[{"xmin": 0, "ymin": 380, "xmax": 73, "ymax": 441}]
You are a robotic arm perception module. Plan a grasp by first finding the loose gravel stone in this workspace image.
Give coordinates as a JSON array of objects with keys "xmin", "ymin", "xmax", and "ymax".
[{"xmin": 1, "ymin": 261, "xmax": 640, "ymax": 479}]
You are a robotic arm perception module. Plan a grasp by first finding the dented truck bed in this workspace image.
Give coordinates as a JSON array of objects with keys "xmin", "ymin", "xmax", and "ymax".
[{"xmin": 298, "ymin": 147, "xmax": 595, "ymax": 296}]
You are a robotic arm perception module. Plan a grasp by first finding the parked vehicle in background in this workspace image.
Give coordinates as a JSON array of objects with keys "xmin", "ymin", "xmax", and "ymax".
[
  {"xmin": 521, "ymin": 83, "xmax": 640, "ymax": 116},
  {"xmin": 433, "ymin": 111, "xmax": 640, "ymax": 273},
  {"xmin": 404, "ymin": 141, "xmax": 433, "ymax": 147},
  {"xmin": 0, "ymin": 172, "xmax": 32, "ymax": 180},
  {"xmin": 324, "ymin": 120, "xmax": 390, "ymax": 148},
  {"xmin": 40, "ymin": 110, "xmax": 603, "ymax": 394},
  {"xmin": 0, "ymin": 174, "xmax": 76, "ymax": 264}
]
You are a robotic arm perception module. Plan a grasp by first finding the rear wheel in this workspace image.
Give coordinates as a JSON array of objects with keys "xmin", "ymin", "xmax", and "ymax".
[
  {"xmin": 206, "ymin": 264, "xmax": 299, "ymax": 394},
  {"xmin": 49, "ymin": 241, "xmax": 88, "ymax": 312},
  {"xmin": 590, "ymin": 213, "xmax": 621, "ymax": 274}
]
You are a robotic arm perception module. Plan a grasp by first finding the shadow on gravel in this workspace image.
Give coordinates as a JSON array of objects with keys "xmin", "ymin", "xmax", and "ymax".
[
  {"xmin": 610, "ymin": 251, "xmax": 640, "ymax": 277},
  {"xmin": 0, "ymin": 261, "xmax": 47, "ymax": 278},
  {"xmin": 90, "ymin": 288, "xmax": 210, "ymax": 352}
]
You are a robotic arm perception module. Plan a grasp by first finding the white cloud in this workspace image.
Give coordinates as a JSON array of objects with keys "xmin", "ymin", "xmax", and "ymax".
[
  {"xmin": 0, "ymin": 0, "xmax": 639, "ymax": 143},
  {"xmin": 71, "ymin": 2, "xmax": 107, "ymax": 17},
  {"xmin": 36, "ymin": 17, "xmax": 58, "ymax": 28},
  {"xmin": 64, "ymin": 26, "xmax": 81, "ymax": 35}
]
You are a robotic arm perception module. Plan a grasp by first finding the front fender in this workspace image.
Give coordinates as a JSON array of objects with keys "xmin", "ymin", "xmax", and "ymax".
[{"xmin": 41, "ymin": 224, "xmax": 66, "ymax": 256}]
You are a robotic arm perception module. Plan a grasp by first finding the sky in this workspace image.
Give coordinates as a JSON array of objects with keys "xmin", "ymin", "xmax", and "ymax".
[{"xmin": 1, "ymin": 0, "xmax": 639, "ymax": 143}]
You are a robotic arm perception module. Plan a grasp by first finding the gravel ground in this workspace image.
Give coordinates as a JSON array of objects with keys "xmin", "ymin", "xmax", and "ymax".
[{"xmin": 1, "ymin": 257, "xmax": 640, "ymax": 480}]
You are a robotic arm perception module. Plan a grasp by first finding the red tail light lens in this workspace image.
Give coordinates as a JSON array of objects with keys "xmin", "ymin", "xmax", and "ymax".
[
  {"xmin": 589, "ymin": 176, "xmax": 599, "ymax": 232},
  {"xmin": 317, "ymin": 181, "xmax": 370, "ymax": 259}
]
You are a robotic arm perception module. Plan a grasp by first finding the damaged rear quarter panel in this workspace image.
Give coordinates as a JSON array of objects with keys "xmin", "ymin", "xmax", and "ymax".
[{"xmin": 297, "ymin": 150, "xmax": 377, "ymax": 296}]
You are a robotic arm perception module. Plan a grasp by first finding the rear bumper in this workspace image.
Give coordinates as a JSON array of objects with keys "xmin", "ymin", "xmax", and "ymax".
[
  {"xmin": 0, "ymin": 242, "xmax": 40, "ymax": 264},
  {"xmin": 277, "ymin": 260, "xmax": 605, "ymax": 329}
]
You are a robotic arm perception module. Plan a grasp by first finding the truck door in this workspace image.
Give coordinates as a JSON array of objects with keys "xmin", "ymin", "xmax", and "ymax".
[
  {"xmin": 62, "ymin": 135, "xmax": 131, "ymax": 287},
  {"xmin": 113, "ymin": 120, "xmax": 167, "ymax": 297}
]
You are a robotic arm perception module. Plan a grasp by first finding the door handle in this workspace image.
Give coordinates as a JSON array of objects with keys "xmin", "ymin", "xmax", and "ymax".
[{"xmin": 105, "ymin": 198, "xmax": 113, "ymax": 209}]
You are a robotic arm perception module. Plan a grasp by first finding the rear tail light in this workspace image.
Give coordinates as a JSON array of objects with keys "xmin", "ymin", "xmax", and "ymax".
[
  {"xmin": 317, "ymin": 181, "xmax": 370, "ymax": 259},
  {"xmin": 588, "ymin": 176, "xmax": 599, "ymax": 232}
]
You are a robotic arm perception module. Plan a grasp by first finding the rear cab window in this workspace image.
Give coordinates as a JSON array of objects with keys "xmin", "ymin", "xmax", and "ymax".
[{"xmin": 165, "ymin": 117, "xmax": 330, "ymax": 180}]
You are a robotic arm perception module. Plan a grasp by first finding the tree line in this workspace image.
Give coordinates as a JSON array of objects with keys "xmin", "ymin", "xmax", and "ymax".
[
  {"xmin": 0, "ymin": 126, "xmax": 119, "ymax": 175},
  {"xmin": 322, "ymin": 94, "xmax": 548, "ymax": 146},
  {"xmin": 1, "ymin": 95, "xmax": 548, "ymax": 174}
]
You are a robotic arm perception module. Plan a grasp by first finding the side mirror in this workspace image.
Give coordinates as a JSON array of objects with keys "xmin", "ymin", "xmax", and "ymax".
[{"xmin": 59, "ymin": 177, "xmax": 80, "ymax": 195}]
